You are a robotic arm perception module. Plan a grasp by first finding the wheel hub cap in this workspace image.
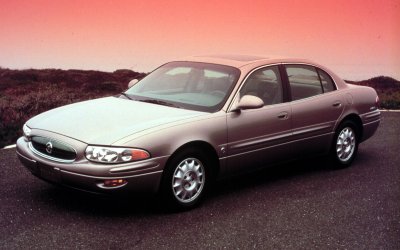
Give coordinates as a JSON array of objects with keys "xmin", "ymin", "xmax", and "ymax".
[
  {"xmin": 172, "ymin": 158, "xmax": 205, "ymax": 203},
  {"xmin": 336, "ymin": 127, "xmax": 356, "ymax": 162}
]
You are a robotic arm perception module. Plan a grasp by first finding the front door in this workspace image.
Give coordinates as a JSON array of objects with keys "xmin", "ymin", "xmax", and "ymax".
[{"xmin": 225, "ymin": 65, "xmax": 292, "ymax": 175}]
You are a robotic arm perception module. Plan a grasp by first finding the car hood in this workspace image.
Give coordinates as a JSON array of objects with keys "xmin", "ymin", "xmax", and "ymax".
[{"xmin": 27, "ymin": 97, "xmax": 206, "ymax": 145}]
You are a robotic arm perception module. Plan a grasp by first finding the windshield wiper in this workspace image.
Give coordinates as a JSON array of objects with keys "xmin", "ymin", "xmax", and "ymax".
[
  {"xmin": 138, "ymin": 99, "xmax": 181, "ymax": 108},
  {"xmin": 119, "ymin": 92, "xmax": 133, "ymax": 100}
]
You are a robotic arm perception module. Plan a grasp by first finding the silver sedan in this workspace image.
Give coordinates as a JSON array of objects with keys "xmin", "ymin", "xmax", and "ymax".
[{"xmin": 16, "ymin": 55, "xmax": 381, "ymax": 209}]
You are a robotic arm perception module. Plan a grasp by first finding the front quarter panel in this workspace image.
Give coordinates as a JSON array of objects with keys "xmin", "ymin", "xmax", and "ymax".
[{"xmin": 115, "ymin": 111, "xmax": 227, "ymax": 160}]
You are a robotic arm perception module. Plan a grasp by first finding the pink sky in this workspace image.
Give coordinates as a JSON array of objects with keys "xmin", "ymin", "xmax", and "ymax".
[{"xmin": 0, "ymin": 0, "xmax": 399, "ymax": 80}]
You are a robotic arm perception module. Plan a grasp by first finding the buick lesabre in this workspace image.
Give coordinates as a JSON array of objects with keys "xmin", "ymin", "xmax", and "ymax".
[{"xmin": 16, "ymin": 55, "xmax": 381, "ymax": 209}]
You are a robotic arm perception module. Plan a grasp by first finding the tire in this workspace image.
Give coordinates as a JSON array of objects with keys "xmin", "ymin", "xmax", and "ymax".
[
  {"xmin": 160, "ymin": 148, "xmax": 210, "ymax": 210},
  {"xmin": 331, "ymin": 120, "xmax": 359, "ymax": 168}
]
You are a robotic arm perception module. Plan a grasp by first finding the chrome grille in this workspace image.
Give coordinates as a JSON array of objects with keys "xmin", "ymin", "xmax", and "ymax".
[{"xmin": 29, "ymin": 136, "xmax": 76, "ymax": 163}]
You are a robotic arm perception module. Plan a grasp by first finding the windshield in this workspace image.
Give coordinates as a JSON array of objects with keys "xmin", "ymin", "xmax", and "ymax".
[{"xmin": 124, "ymin": 61, "xmax": 240, "ymax": 112}]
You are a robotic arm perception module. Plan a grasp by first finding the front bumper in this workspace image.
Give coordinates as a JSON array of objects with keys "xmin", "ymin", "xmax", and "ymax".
[{"xmin": 16, "ymin": 137, "xmax": 167, "ymax": 194}]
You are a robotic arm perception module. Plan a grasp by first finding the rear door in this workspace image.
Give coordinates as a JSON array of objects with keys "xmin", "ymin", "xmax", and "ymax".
[
  {"xmin": 283, "ymin": 64, "xmax": 344, "ymax": 156},
  {"xmin": 226, "ymin": 65, "xmax": 292, "ymax": 175}
]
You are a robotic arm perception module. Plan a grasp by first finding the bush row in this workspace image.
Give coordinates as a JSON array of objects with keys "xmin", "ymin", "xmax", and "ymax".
[{"xmin": 1, "ymin": 69, "xmax": 399, "ymax": 148}]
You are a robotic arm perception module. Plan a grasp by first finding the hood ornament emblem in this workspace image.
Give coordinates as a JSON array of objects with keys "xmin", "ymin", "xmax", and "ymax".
[{"xmin": 46, "ymin": 142, "xmax": 53, "ymax": 154}]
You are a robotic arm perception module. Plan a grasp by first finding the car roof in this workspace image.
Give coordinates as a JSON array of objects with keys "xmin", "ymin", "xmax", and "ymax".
[
  {"xmin": 177, "ymin": 55, "xmax": 317, "ymax": 69},
  {"xmin": 176, "ymin": 54, "xmax": 347, "ymax": 90}
]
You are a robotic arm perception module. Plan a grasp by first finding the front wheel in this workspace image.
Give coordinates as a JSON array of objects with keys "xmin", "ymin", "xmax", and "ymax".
[
  {"xmin": 331, "ymin": 120, "xmax": 359, "ymax": 168},
  {"xmin": 160, "ymin": 149, "xmax": 209, "ymax": 210}
]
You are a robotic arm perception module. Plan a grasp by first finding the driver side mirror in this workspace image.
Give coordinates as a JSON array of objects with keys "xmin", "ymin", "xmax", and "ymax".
[
  {"xmin": 128, "ymin": 79, "xmax": 139, "ymax": 88},
  {"xmin": 232, "ymin": 95, "xmax": 264, "ymax": 111}
]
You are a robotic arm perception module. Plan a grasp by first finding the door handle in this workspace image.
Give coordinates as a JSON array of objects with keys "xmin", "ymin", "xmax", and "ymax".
[
  {"xmin": 332, "ymin": 102, "xmax": 342, "ymax": 107},
  {"xmin": 277, "ymin": 112, "xmax": 289, "ymax": 119}
]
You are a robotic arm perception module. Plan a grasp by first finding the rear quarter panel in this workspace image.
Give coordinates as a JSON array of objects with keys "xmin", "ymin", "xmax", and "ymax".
[{"xmin": 338, "ymin": 84, "xmax": 380, "ymax": 142}]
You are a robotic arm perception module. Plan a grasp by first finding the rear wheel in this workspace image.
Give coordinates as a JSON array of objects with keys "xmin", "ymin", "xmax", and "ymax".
[
  {"xmin": 331, "ymin": 120, "xmax": 359, "ymax": 168},
  {"xmin": 161, "ymin": 149, "xmax": 210, "ymax": 210}
]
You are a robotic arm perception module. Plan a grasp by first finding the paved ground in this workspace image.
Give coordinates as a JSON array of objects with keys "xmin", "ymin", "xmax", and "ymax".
[{"xmin": 0, "ymin": 112, "xmax": 399, "ymax": 249}]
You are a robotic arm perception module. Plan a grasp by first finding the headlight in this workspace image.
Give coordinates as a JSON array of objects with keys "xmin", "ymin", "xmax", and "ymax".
[
  {"xmin": 23, "ymin": 124, "xmax": 31, "ymax": 139},
  {"xmin": 85, "ymin": 146, "xmax": 150, "ymax": 164}
]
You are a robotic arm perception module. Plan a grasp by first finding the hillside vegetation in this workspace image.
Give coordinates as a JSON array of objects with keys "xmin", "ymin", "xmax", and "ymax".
[
  {"xmin": 346, "ymin": 76, "xmax": 400, "ymax": 109},
  {"xmin": 0, "ymin": 68, "xmax": 146, "ymax": 148},
  {"xmin": 1, "ymin": 68, "xmax": 399, "ymax": 148}
]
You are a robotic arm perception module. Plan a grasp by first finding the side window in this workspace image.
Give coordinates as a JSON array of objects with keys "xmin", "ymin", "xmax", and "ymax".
[
  {"xmin": 317, "ymin": 69, "xmax": 336, "ymax": 93},
  {"xmin": 286, "ymin": 65, "xmax": 323, "ymax": 101},
  {"xmin": 240, "ymin": 66, "xmax": 283, "ymax": 105}
]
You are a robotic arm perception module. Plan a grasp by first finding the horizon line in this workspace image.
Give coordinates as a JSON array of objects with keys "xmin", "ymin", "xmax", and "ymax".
[{"xmin": 0, "ymin": 65, "xmax": 399, "ymax": 82}]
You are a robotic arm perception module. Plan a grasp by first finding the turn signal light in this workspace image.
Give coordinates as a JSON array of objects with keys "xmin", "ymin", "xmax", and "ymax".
[{"xmin": 103, "ymin": 179, "xmax": 127, "ymax": 187}]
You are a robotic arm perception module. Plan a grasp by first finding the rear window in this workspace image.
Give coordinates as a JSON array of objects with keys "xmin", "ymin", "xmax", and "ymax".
[
  {"xmin": 286, "ymin": 65, "xmax": 323, "ymax": 101},
  {"xmin": 317, "ymin": 69, "xmax": 336, "ymax": 93},
  {"xmin": 285, "ymin": 65, "xmax": 336, "ymax": 101}
]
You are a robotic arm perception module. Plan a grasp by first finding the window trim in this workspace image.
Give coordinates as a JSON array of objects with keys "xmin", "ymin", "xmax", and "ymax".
[
  {"xmin": 227, "ymin": 64, "xmax": 288, "ymax": 112},
  {"xmin": 281, "ymin": 63, "xmax": 338, "ymax": 102},
  {"xmin": 316, "ymin": 68, "xmax": 337, "ymax": 93},
  {"xmin": 227, "ymin": 62, "xmax": 339, "ymax": 111}
]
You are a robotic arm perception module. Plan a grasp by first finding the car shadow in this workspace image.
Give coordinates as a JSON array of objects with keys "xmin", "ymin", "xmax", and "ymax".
[
  {"xmin": 32, "ymin": 156, "xmax": 337, "ymax": 217},
  {"xmin": 34, "ymin": 185, "xmax": 163, "ymax": 216},
  {"xmin": 209, "ymin": 156, "xmax": 331, "ymax": 199}
]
